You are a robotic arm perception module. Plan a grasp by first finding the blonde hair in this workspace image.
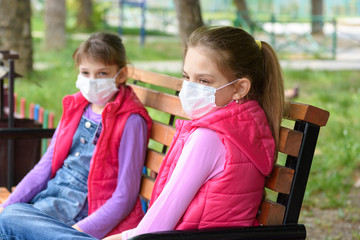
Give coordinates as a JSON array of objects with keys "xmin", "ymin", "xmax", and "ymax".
[
  {"xmin": 73, "ymin": 32, "xmax": 127, "ymax": 70},
  {"xmin": 186, "ymin": 26, "xmax": 285, "ymax": 157}
]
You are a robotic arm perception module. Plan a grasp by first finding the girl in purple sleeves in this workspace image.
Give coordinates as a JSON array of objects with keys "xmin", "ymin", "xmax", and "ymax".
[{"xmin": 0, "ymin": 32, "xmax": 152, "ymax": 239}]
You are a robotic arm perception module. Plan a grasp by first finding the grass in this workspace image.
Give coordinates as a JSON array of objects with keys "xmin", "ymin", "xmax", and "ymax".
[
  {"xmin": 283, "ymin": 70, "xmax": 360, "ymax": 208},
  {"xmin": 11, "ymin": 26, "xmax": 360, "ymax": 210}
]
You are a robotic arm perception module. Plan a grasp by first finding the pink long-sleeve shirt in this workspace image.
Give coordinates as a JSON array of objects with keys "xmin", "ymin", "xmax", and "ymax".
[
  {"xmin": 1, "ymin": 105, "xmax": 147, "ymax": 239},
  {"xmin": 122, "ymin": 127, "xmax": 226, "ymax": 240}
]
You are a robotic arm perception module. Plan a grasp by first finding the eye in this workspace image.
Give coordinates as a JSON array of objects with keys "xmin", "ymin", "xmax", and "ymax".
[
  {"xmin": 80, "ymin": 71, "xmax": 89, "ymax": 76},
  {"xmin": 199, "ymin": 78, "xmax": 209, "ymax": 84},
  {"xmin": 97, "ymin": 72, "xmax": 110, "ymax": 78},
  {"xmin": 182, "ymin": 74, "xmax": 189, "ymax": 81}
]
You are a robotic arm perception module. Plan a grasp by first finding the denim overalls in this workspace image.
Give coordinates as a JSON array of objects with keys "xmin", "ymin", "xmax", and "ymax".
[{"xmin": 30, "ymin": 115, "xmax": 100, "ymax": 226}]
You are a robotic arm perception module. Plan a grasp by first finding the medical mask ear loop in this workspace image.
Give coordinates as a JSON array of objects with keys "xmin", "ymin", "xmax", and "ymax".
[
  {"xmin": 113, "ymin": 68, "xmax": 122, "ymax": 88},
  {"xmin": 214, "ymin": 78, "xmax": 240, "ymax": 107},
  {"xmin": 215, "ymin": 78, "xmax": 240, "ymax": 91}
]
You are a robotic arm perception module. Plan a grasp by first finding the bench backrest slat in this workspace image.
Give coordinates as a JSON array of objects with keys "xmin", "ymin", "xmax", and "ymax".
[
  {"xmin": 129, "ymin": 67, "xmax": 183, "ymax": 91},
  {"xmin": 285, "ymin": 102, "xmax": 328, "ymax": 127},
  {"xmin": 265, "ymin": 164, "xmax": 294, "ymax": 194},
  {"xmin": 258, "ymin": 199, "xmax": 286, "ymax": 225},
  {"xmin": 140, "ymin": 176, "xmax": 155, "ymax": 201},
  {"xmin": 130, "ymin": 84, "xmax": 188, "ymax": 119},
  {"xmin": 149, "ymin": 121, "xmax": 176, "ymax": 147},
  {"xmin": 145, "ymin": 149, "xmax": 165, "ymax": 173},
  {"xmin": 279, "ymin": 127, "xmax": 303, "ymax": 157},
  {"xmin": 128, "ymin": 67, "xmax": 329, "ymax": 227}
]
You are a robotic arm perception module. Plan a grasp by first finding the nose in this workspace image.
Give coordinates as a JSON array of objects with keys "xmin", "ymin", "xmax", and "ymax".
[
  {"xmin": 88, "ymin": 74, "xmax": 96, "ymax": 80},
  {"xmin": 188, "ymin": 78, "xmax": 196, "ymax": 83}
]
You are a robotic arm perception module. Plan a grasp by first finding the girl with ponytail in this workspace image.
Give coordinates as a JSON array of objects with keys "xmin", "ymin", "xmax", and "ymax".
[{"xmin": 119, "ymin": 26, "xmax": 285, "ymax": 240}]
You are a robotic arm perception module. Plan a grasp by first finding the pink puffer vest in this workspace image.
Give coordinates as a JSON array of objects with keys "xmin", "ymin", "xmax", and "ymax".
[{"xmin": 150, "ymin": 100, "xmax": 275, "ymax": 229}]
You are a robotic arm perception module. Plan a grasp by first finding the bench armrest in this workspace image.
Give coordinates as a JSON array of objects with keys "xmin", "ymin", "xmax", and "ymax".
[{"xmin": 129, "ymin": 224, "xmax": 306, "ymax": 240}]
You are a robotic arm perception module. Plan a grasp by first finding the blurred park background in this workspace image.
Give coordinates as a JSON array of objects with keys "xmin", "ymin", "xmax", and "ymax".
[{"xmin": 1, "ymin": 0, "xmax": 360, "ymax": 239}]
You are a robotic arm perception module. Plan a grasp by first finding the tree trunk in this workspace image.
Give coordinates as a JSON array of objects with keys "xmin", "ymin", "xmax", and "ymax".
[
  {"xmin": 76, "ymin": 0, "xmax": 94, "ymax": 30},
  {"xmin": 0, "ymin": 0, "xmax": 33, "ymax": 75},
  {"xmin": 44, "ymin": 0, "xmax": 66, "ymax": 50},
  {"xmin": 233, "ymin": 0, "xmax": 253, "ymax": 28},
  {"xmin": 173, "ymin": 0, "xmax": 204, "ymax": 49},
  {"xmin": 311, "ymin": 0, "xmax": 324, "ymax": 35}
]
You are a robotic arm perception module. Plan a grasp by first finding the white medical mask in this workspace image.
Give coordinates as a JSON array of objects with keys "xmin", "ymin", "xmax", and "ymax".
[
  {"xmin": 76, "ymin": 70, "xmax": 121, "ymax": 106},
  {"xmin": 179, "ymin": 79, "xmax": 239, "ymax": 119}
]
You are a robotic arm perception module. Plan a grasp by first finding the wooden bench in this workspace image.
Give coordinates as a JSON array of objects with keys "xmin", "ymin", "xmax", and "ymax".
[{"xmin": 0, "ymin": 66, "xmax": 330, "ymax": 240}]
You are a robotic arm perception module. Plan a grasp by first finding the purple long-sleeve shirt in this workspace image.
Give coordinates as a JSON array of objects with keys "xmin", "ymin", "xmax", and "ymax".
[{"xmin": 1, "ymin": 105, "xmax": 147, "ymax": 239}]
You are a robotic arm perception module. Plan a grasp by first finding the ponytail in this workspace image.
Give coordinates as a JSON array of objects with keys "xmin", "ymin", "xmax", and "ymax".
[{"xmin": 258, "ymin": 42, "xmax": 284, "ymax": 155}]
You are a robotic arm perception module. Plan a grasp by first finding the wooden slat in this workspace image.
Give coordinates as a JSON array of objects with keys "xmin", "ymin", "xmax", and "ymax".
[
  {"xmin": 0, "ymin": 187, "xmax": 11, "ymax": 204},
  {"xmin": 128, "ymin": 66, "xmax": 183, "ymax": 91},
  {"xmin": 140, "ymin": 176, "xmax": 155, "ymax": 201},
  {"xmin": 145, "ymin": 149, "xmax": 165, "ymax": 174},
  {"xmin": 265, "ymin": 164, "xmax": 294, "ymax": 194},
  {"xmin": 279, "ymin": 127, "xmax": 303, "ymax": 157},
  {"xmin": 285, "ymin": 102, "xmax": 330, "ymax": 127},
  {"xmin": 130, "ymin": 84, "xmax": 188, "ymax": 119},
  {"xmin": 150, "ymin": 121, "xmax": 176, "ymax": 147},
  {"xmin": 257, "ymin": 199, "xmax": 286, "ymax": 225}
]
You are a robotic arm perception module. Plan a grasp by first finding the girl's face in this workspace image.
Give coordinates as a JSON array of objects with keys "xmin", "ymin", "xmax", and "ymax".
[
  {"xmin": 183, "ymin": 47, "xmax": 240, "ymax": 106},
  {"xmin": 78, "ymin": 57, "xmax": 126, "ymax": 86}
]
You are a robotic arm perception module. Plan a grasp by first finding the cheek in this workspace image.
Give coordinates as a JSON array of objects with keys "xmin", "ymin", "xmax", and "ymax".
[
  {"xmin": 215, "ymin": 88, "xmax": 235, "ymax": 106},
  {"xmin": 115, "ymin": 76, "xmax": 126, "ymax": 86}
]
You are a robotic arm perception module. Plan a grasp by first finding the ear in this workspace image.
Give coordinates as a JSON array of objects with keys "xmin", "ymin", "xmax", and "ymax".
[
  {"xmin": 115, "ymin": 67, "xmax": 128, "ymax": 87},
  {"xmin": 232, "ymin": 78, "xmax": 251, "ymax": 101}
]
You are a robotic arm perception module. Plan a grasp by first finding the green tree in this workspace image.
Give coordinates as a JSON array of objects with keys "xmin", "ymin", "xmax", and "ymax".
[
  {"xmin": 173, "ymin": 0, "xmax": 204, "ymax": 49},
  {"xmin": 0, "ymin": 0, "xmax": 33, "ymax": 75},
  {"xmin": 311, "ymin": 0, "xmax": 324, "ymax": 35},
  {"xmin": 44, "ymin": 0, "xmax": 66, "ymax": 50},
  {"xmin": 76, "ymin": 0, "xmax": 94, "ymax": 30},
  {"xmin": 233, "ymin": 0, "xmax": 253, "ymax": 29}
]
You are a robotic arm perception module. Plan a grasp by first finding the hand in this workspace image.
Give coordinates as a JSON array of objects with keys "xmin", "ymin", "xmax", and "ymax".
[
  {"xmin": 0, "ymin": 207, "xmax": 4, "ymax": 214},
  {"xmin": 102, "ymin": 234, "xmax": 122, "ymax": 240},
  {"xmin": 72, "ymin": 224, "xmax": 83, "ymax": 232}
]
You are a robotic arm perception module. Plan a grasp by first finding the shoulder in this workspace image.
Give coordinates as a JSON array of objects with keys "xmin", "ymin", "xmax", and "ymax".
[
  {"xmin": 186, "ymin": 127, "xmax": 223, "ymax": 152},
  {"xmin": 126, "ymin": 113, "xmax": 146, "ymax": 124},
  {"xmin": 124, "ymin": 113, "xmax": 147, "ymax": 131},
  {"xmin": 190, "ymin": 127, "xmax": 220, "ymax": 141},
  {"xmin": 180, "ymin": 127, "xmax": 226, "ymax": 177}
]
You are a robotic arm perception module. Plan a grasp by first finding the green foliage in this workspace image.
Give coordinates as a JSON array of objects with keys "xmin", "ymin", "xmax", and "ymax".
[
  {"xmin": 31, "ymin": 14, "xmax": 44, "ymax": 32},
  {"xmin": 283, "ymin": 69, "xmax": 360, "ymax": 208}
]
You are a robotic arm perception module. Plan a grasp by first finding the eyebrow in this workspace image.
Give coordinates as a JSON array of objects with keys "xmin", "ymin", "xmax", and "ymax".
[
  {"xmin": 79, "ymin": 67, "xmax": 110, "ymax": 71},
  {"xmin": 182, "ymin": 69, "xmax": 215, "ymax": 78}
]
